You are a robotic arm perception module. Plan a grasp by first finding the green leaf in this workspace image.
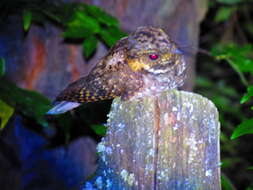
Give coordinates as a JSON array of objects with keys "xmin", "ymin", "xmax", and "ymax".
[
  {"xmin": 241, "ymin": 85, "xmax": 253, "ymax": 104},
  {"xmin": 63, "ymin": 27, "xmax": 93, "ymax": 39},
  {"xmin": 63, "ymin": 27, "xmax": 92, "ymax": 39},
  {"xmin": 231, "ymin": 118, "xmax": 253, "ymax": 139},
  {"xmin": 63, "ymin": 10, "xmax": 100, "ymax": 39},
  {"xmin": 217, "ymin": 0, "xmax": 243, "ymax": 4},
  {"xmin": 247, "ymin": 166, "xmax": 253, "ymax": 170},
  {"xmin": 209, "ymin": 1, "xmax": 216, "ymax": 8},
  {"xmin": 245, "ymin": 23, "xmax": 253, "ymax": 35},
  {"xmin": 83, "ymin": 4, "xmax": 119, "ymax": 27},
  {"xmin": 82, "ymin": 35, "xmax": 98, "ymax": 58},
  {"xmin": 45, "ymin": 2, "xmax": 79, "ymax": 23},
  {"xmin": 195, "ymin": 77, "xmax": 213, "ymax": 88},
  {"xmin": 0, "ymin": 79, "xmax": 51, "ymax": 127},
  {"xmin": 220, "ymin": 157, "xmax": 241, "ymax": 168},
  {"xmin": 212, "ymin": 43, "xmax": 253, "ymax": 64},
  {"xmin": 24, "ymin": 11, "xmax": 46, "ymax": 25},
  {"xmin": 99, "ymin": 26, "xmax": 126, "ymax": 47},
  {"xmin": 23, "ymin": 10, "xmax": 32, "ymax": 32},
  {"xmin": 0, "ymin": 58, "xmax": 5, "ymax": 77},
  {"xmin": 90, "ymin": 124, "xmax": 107, "ymax": 136},
  {"xmin": 221, "ymin": 174, "xmax": 236, "ymax": 190},
  {"xmin": 246, "ymin": 187, "xmax": 253, "ymax": 190},
  {"xmin": 0, "ymin": 99, "xmax": 14, "ymax": 130},
  {"xmin": 215, "ymin": 7, "xmax": 236, "ymax": 23},
  {"xmin": 211, "ymin": 43, "xmax": 253, "ymax": 86},
  {"xmin": 72, "ymin": 11, "xmax": 100, "ymax": 33}
]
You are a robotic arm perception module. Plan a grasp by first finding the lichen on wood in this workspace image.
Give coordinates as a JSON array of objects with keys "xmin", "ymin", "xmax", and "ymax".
[{"xmin": 83, "ymin": 90, "xmax": 221, "ymax": 190}]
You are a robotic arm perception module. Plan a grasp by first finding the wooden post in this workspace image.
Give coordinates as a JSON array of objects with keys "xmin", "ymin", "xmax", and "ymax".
[{"xmin": 84, "ymin": 90, "xmax": 221, "ymax": 190}]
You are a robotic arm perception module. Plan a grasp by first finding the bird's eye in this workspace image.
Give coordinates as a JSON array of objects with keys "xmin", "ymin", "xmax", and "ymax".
[{"xmin": 149, "ymin": 53, "xmax": 159, "ymax": 60}]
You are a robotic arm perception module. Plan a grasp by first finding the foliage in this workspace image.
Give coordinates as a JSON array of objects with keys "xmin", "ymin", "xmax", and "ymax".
[
  {"xmin": 196, "ymin": 0, "xmax": 253, "ymax": 188},
  {"xmin": 0, "ymin": 73, "xmax": 106, "ymax": 141},
  {"xmin": 248, "ymin": 166, "xmax": 253, "ymax": 170},
  {"xmin": 0, "ymin": 55, "xmax": 51, "ymax": 129},
  {"xmin": 0, "ymin": 0, "xmax": 252, "ymax": 188},
  {"xmin": 0, "ymin": 99, "xmax": 14, "ymax": 130},
  {"xmin": 210, "ymin": 43, "xmax": 253, "ymax": 140},
  {"xmin": 215, "ymin": 7, "xmax": 237, "ymax": 23},
  {"xmin": 82, "ymin": 35, "xmax": 98, "ymax": 58},
  {"xmin": 212, "ymin": 43, "xmax": 253, "ymax": 86},
  {"xmin": 24, "ymin": 2, "xmax": 126, "ymax": 58},
  {"xmin": 0, "ymin": 79, "xmax": 52, "ymax": 127},
  {"xmin": 217, "ymin": 0, "xmax": 245, "ymax": 4},
  {"xmin": 196, "ymin": 77, "xmax": 246, "ymax": 126},
  {"xmin": 0, "ymin": 0, "xmax": 125, "ymax": 135},
  {"xmin": 221, "ymin": 173, "xmax": 237, "ymax": 190},
  {"xmin": 23, "ymin": 10, "xmax": 32, "ymax": 31},
  {"xmin": 0, "ymin": 58, "xmax": 14, "ymax": 130},
  {"xmin": 231, "ymin": 118, "xmax": 253, "ymax": 139},
  {"xmin": 241, "ymin": 85, "xmax": 253, "ymax": 104},
  {"xmin": 0, "ymin": 0, "xmax": 126, "ymax": 59},
  {"xmin": 90, "ymin": 124, "xmax": 107, "ymax": 136},
  {"xmin": 0, "ymin": 58, "xmax": 5, "ymax": 77}
]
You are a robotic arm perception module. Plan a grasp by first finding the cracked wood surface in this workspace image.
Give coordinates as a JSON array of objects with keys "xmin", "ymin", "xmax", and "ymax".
[{"xmin": 86, "ymin": 90, "xmax": 221, "ymax": 190}]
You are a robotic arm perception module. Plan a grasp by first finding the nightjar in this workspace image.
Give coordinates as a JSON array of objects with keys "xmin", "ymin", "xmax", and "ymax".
[{"xmin": 47, "ymin": 26, "xmax": 186, "ymax": 114}]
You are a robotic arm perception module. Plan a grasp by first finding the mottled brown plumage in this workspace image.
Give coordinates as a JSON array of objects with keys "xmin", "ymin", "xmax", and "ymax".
[{"xmin": 47, "ymin": 26, "xmax": 186, "ymax": 114}]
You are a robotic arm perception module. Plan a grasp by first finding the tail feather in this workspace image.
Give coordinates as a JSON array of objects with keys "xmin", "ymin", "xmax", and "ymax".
[{"xmin": 46, "ymin": 101, "xmax": 81, "ymax": 115}]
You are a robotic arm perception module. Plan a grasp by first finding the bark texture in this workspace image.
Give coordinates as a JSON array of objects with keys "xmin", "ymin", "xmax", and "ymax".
[{"xmin": 85, "ymin": 90, "xmax": 221, "ymax": 190}]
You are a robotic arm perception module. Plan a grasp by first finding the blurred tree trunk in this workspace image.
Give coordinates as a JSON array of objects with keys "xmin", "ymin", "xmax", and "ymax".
[
  {"xmin": 89, "ymin": 0, "xmax": 208, "ymax": 91},
  {"xmin": 3, "ymin": 0, "xmax": 208, "ymax": 97},
  {"xmin": 0, "ymin": 0, "xmax": 208, "ymax": 190}
]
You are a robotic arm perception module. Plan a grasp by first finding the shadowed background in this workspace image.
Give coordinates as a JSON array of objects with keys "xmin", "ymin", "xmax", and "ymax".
[{"xmin": 7, "ymin": 0, "xmax": 253, "ymax": 189}]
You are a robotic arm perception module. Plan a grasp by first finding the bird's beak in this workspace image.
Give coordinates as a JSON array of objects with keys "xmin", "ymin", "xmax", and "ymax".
[{"xmin": 171, "ymin": 47, "xmax": 183, "ymax": 55}]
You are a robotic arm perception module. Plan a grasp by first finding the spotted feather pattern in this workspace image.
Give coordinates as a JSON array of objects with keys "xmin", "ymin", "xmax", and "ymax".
[{"xmin": 47, "ymin": 26, "xmax": 187, "ymax": 114}]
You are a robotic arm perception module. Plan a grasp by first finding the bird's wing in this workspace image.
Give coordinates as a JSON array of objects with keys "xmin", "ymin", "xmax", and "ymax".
[
  {"xmin": 46, "ymin": 74, "xmax": 115, "ymax": 115},
  {"xmin": 47, "ymin": 38, "xmax": 129, "ymax": 115}
]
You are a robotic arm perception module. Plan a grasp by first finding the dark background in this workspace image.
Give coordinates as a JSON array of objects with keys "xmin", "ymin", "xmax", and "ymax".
[{"xmin": 0, "ymin": 0, "xmax": 252, "ymax": 189}]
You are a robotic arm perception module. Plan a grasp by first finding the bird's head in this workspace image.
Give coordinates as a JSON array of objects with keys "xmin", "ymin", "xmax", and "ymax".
[{"xmin": 125, "ymin": 27, "xmax": 186, "ymax": 77}]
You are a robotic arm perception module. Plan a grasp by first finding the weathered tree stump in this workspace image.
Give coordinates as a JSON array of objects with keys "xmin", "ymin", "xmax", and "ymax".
[{"xmin": 84, "ymin": 90, "xmax": 221, "ymax": 190}]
